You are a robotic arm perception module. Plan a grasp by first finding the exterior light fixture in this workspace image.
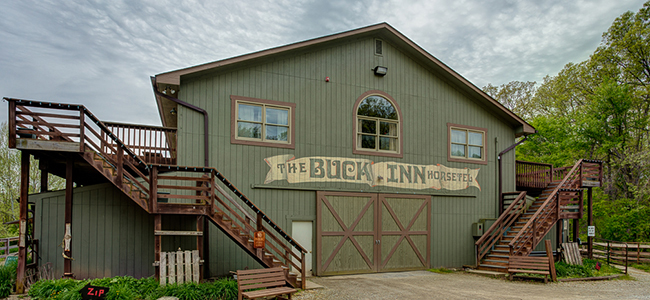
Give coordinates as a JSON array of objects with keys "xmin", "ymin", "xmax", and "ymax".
[
  {"xmin": 373, "ymin": 66, "xmax": 388, "ymax": 76},
  {"xmin": 170, "ymin": 108, "xmax": 177, "ymax": 115}
]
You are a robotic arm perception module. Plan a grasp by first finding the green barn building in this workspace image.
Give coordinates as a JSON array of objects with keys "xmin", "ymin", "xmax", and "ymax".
[{"xmin": 7, "ymin": 23, "xmax": 600, "ymax": 291}]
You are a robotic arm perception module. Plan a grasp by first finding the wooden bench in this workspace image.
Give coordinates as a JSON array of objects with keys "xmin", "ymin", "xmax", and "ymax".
[
  {"xmin": 237, "ymin": 267, "xmax": 297, "ymax": 300},
  {"xmin": 508, "ymin": 256, "xmax": 552, "ymax": 283}
]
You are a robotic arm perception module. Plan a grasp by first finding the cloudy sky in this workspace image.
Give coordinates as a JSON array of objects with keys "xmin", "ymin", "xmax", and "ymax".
[{"xmin": 0, "ymin": 0, "xmax": 646, "ymax": 126}]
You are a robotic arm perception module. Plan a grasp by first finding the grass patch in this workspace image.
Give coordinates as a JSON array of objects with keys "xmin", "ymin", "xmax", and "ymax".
[
  {"xmin": 28, "ymin": 276, "xmax": 238, "ymax": 300},
  {"xmin": 428, "ymin": 267, "xmax": 454, "ymax": 274},
  {"xmin": 631, "ymin": 263, "xmax": 650, "ymax": 273},
  {"xmin": 0, "ymin": 260, "xmax": 17, "ymax": 298},
  {"xmin": 554, "ymin": 259, "xmax": 622, "ymax": 279}
]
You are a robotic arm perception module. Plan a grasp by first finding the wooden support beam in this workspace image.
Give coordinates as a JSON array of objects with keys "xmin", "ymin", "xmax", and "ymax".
[
  {"xmin": 154, "ymin": 230, "xmax": 203, "ymax": 236},
  {"xmin": 15, "ymin": 139, "xmax": 80, "ymax": 152},
  {"xmin": 545, "ymin": 240, "xmax": 557, "ymax": 282},
  {"xmin": 8, "ymin": 100, "xmax": 16, "ymax": 148},
  {"xmin": 39, "ymin": 160, "xmax": 48, "ymax": 193},
  {"xmin": 63, "ymin": 158, "xmax": 74, "ymax": 278},
  {"xmin": 197, "ymin": 215, "xmax": 204, "ymax": 282},
  {"xmin": 154, "ymin": 214, "xmax": 161, "ymax": 280},
  {"xmin": 556, "ymin": 219, "xmax": 563, "ymax": 254},
  {"xmin": 149, "ymin": 166, "xmax": 158, "ymax": 213},
  {"xmin": 573, "ymin": 219, "xmax": 579, "ymax": 243},
  {"xmin": 587, "ymin": 188, "xmax": 588, "ymax": 259},
  {"xmin": 16, "ymin": 152, "xmax": 29, "ymax": 294}
]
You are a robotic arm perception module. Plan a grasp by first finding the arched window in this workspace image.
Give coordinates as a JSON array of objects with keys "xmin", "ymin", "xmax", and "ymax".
[{"xmin": 353, "ymin": 91, "xmax": 402, "ymax": 157}]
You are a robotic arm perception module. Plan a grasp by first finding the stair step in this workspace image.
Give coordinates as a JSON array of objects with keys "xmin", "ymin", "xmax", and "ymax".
[{"xmin": 478, "ymin": 264, "xmax": 507, "ymax": 270}]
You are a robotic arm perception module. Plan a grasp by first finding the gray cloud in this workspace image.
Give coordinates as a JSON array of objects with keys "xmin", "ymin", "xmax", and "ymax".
[{"xmin": 0, "ymin": 0, "xmax": 646, "ymax": 125}]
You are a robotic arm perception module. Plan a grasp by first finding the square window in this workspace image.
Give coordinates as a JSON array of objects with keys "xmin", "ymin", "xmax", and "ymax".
[
  {"xmin": 447, "ymin": 123, "xmax": 487, "ymax": 164},
  {"xmin": 231, "ymin": 96, "xmax": 295, "ymax": 149}
]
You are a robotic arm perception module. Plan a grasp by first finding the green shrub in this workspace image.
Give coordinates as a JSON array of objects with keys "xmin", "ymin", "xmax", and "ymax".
[
  {"xmin": 0, "ymin": 260, "xmax": 17, "ymax": 298},
  {"xmin": 554, "ymin": 259, "xmax": 622, "ymax": 278},
  {"xmin": 29, "ymin": 276, "xmax": 239, "ymax": 300}
]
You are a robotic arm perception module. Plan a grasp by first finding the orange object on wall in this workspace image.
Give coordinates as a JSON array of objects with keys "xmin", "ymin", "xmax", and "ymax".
[{"xmin": 254, "ymin": 231, "xmax": 265, "ymax": 248}]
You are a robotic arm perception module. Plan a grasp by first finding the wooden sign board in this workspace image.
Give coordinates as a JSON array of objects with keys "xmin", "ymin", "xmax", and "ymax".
[
  {"xmin": 80, "ymin": 283, "xmax": 109, "ymax": 299},
  {"xmin": 254, "ymin": 231, "xmax": 265, "ymax": 248}
]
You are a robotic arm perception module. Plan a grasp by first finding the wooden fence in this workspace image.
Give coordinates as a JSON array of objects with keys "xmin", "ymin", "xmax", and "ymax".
[
  {"xmin": 158, "ymin": 249, "xmax": 200, "ymax": 286},
  {"xmin": 0, "ymin": 237, "xmax": 19, "ymax": 259},
  {"xmin": 581, "ymin": 239, "xmax": 650, "ymax": 274}
]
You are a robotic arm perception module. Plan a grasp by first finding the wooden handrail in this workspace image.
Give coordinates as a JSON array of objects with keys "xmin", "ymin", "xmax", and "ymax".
[
  {"xmin": 151, "ymin": 164, "xmax": 307, "ymax": 254},
  {"xmin": 510, "ymin": 159, "xmax": 584, "ymax": 255},
  {"xmin": 475, "ymin": 191, "xmax": 527, "ymax": 264}
]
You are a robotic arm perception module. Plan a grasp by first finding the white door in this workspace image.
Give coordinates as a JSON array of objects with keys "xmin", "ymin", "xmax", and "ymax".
[{"xmin": 292, "ymin": 221, "xmax": 313, "ymax": 276}]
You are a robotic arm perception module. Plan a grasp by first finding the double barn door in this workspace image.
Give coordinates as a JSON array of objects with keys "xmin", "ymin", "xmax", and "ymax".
[{"xmin": 315, "ymin": 192, "xmax": 430, "ymax": 275}]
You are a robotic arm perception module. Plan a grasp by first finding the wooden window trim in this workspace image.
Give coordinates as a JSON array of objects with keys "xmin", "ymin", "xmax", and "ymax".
[
  {"xmin": 231, "ymin": 95, "xmax": 296, "ymax": 149},
  {"xmin": 447, "ymin": 123, "xmax": 487, "ymax": 165},
  {"xmin": 353, "ymin": 90, "xmax": 403, "ymax": 158}
]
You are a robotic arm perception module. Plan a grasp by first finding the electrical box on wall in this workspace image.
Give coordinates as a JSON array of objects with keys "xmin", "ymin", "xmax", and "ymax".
[{"xmin": 471, "ymin": 222, "xmax": 484, "ymax": 237}]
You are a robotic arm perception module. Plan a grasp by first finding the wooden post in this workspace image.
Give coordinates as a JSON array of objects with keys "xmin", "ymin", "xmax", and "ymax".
[
  {"xmin": 197, "ymin": 215, "xmax": 204, "ymax": 282},
  {"xmin": 587, "ymin": 189, "xmax": 588, "ymax": 259},
  {"xmin": 301, "ymin": 251, "xmax": 306, "ymax": 289},
  {"xmin": 78, "ymin": 108, "xmax": 85, "ymax": 152},
  {"xmin": 149, "ymin": 166, "xmax": 158, "ymax": 213},
  {"xmin": 16, "ymin": 152, "xmax": 29, "ymax": 293},
  {"xmin": 115, "ymin": 146, "xmax": 123, "ymax": 189},
  {"xmin": 545, "ymin": 240, "xmax": 557, "ymax": 282},
  {"xmin": 573, "ymin": 219, "xmax": 579, "ymax": 243},
  {"xmin": 8, "ymin": 100, "xmax": 16, "ymax": 149},
  {"xmin": 63, "ymin": 158, "xmax": 74, "ymax": 278},
  {"xmin": 39, "ymin": 160, "xmax": 48, "ymax": 193},
  {"xmin": 556, "ymin": 219, "xmax": 563, "ymax": 253},
  {"xmin": 256, "ymin": 213, "xmax": 263, "ymax": 258},
  {"xmin": 155, "ymin": 214, "xmax": 161, "ymax": 280}
]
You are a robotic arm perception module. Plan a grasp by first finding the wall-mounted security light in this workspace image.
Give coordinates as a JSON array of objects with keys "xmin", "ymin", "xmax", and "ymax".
[
  {"xmin": 373, "ymin": 66, "xmax": 388, "ymax": 76},
  {"xmin": 170, "ymin": 108, "xmax": 177, "ymax": 115}
]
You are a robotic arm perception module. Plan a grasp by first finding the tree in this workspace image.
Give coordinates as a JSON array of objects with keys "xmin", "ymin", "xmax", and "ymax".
[
  {"xmin": 483, "ymin": 81, "xmax": 537, "ymax": 120},
  {"xmin": 0, "ymin": 122, "xmax": 65, "ymax": 237}
]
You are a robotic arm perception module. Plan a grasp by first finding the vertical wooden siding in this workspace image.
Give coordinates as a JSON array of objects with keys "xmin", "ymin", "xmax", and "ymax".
[
  {"xmin": 33, "ymin": 183, "xmax": 155, "ymax": 279},
  {"xmin": 177, "ymin": 36, "xmax": 519, "ymax": 273}
]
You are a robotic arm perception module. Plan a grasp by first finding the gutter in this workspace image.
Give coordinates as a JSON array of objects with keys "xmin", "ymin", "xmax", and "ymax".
[
  {"xmin": 150, "ymin": 76, "xmax": 210, "ymax": 167},
  {"xmin": 497, "ymin": 131, "xmax": 535, "ymax": 215}
]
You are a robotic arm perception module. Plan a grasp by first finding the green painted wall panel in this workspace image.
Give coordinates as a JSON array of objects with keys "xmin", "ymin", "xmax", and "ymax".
[
  {"xmin": 173, "ymin": 36, "xmax": 521, "ymax": 273},
  {"xmin": 32, "ymin": 183, "xmax": 155, "ymax": 279}
]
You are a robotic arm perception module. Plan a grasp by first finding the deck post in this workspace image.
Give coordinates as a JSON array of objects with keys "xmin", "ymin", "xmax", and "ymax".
[
  {"xmin": 572, "ymin": 219, "xmax": 579, "ymax": 243},
  {"xmin": 555, "ymin": 219, "xmax": 563, "ymax": 255},
  {"xmin": 256, "ymin": 213, "xmax": 263, "ymax": 258},
  {"xmin": 39, "ymin": 160, "xmax": 48, "ymax": 193},
  {"xmin": 587, "ymin": 189, "xmax": 588, "ymax": 259},
  {"xmin": 155, "ymin": 214, "xmax": 161, "ymax": 280},
  {"xmin": 63, "ymin": 158, "xmax": 74, "ymax": 278},
  {"xmin": 16, "ymin": 152, "xmax": 29, "ymax": 293},
  {"xmin": 197, "ymin": 215, "xmax": 204, "ymax": 282},
  {"xmin": 149, "ymin": 166, "xmax": 158, "ymax": 213},
  {"xmin": 8, "ymin": 100, "xmax": 16, "ymax": 148}
]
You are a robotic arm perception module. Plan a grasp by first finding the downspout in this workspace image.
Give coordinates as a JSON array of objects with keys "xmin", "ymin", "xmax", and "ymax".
[
  {"xmin": 497, "ymin": 132, "xmax": 534, "ymax": 215},
  {"xmin": 151, "ymin": 76, "xmax": 210, "ymax": 167}
]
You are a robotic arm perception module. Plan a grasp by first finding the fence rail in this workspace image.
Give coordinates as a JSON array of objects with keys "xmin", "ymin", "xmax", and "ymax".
[
  {"xmin": 0, "ymin": 237, "xmax": 19, "ymax": 259},
  {"xmin": 581, "ymin": 238, "xmax": 650, "ymax": 274},
  {"xmin": 104, "ymin": 122, "xmax": 177, "ymax": 165}
]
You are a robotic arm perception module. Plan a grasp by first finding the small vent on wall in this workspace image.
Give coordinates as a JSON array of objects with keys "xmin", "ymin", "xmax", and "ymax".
[{"xmin": 375, "ymin": 39, "xmax": 383, "ymax": 55}]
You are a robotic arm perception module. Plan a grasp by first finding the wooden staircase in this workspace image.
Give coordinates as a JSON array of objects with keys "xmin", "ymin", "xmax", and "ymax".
[
  {"xmin": 475, "ymin": 159, "xmax": 602, "ymax": 272},
  {"xmin": 6, "ymin": 98, "xmax": 307, "ymax": 289}
]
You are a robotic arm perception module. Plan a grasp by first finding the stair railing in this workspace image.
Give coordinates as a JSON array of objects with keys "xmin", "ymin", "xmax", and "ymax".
[
  {"xmin": 475, "ymin": 191, "xmax": 527, "ymax": 265},
  {"xmin": 515, "ymin": 161, "xmax": 553, "ymax": 189},
  {"xmin": 149, "ymin": 164, "xmax": 307, "ymax": 289},
  {"xmin": 509, "ymin": 159, "xmax": 584, "ymax": 256},
  {"xmin": 6, "ymin": 98, "xmax": 151, "ymax": 210}
]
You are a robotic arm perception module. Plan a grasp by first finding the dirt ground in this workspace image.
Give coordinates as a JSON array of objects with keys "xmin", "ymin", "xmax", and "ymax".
[{"xmin": 295, "ymin": 267, "xmax": 650, "ymax": 300}]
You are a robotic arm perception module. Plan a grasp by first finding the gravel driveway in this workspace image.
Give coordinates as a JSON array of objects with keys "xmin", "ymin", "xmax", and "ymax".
[{"xmin": 295, "ymin": 268, "xmax": 650, "ymax": 299}]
